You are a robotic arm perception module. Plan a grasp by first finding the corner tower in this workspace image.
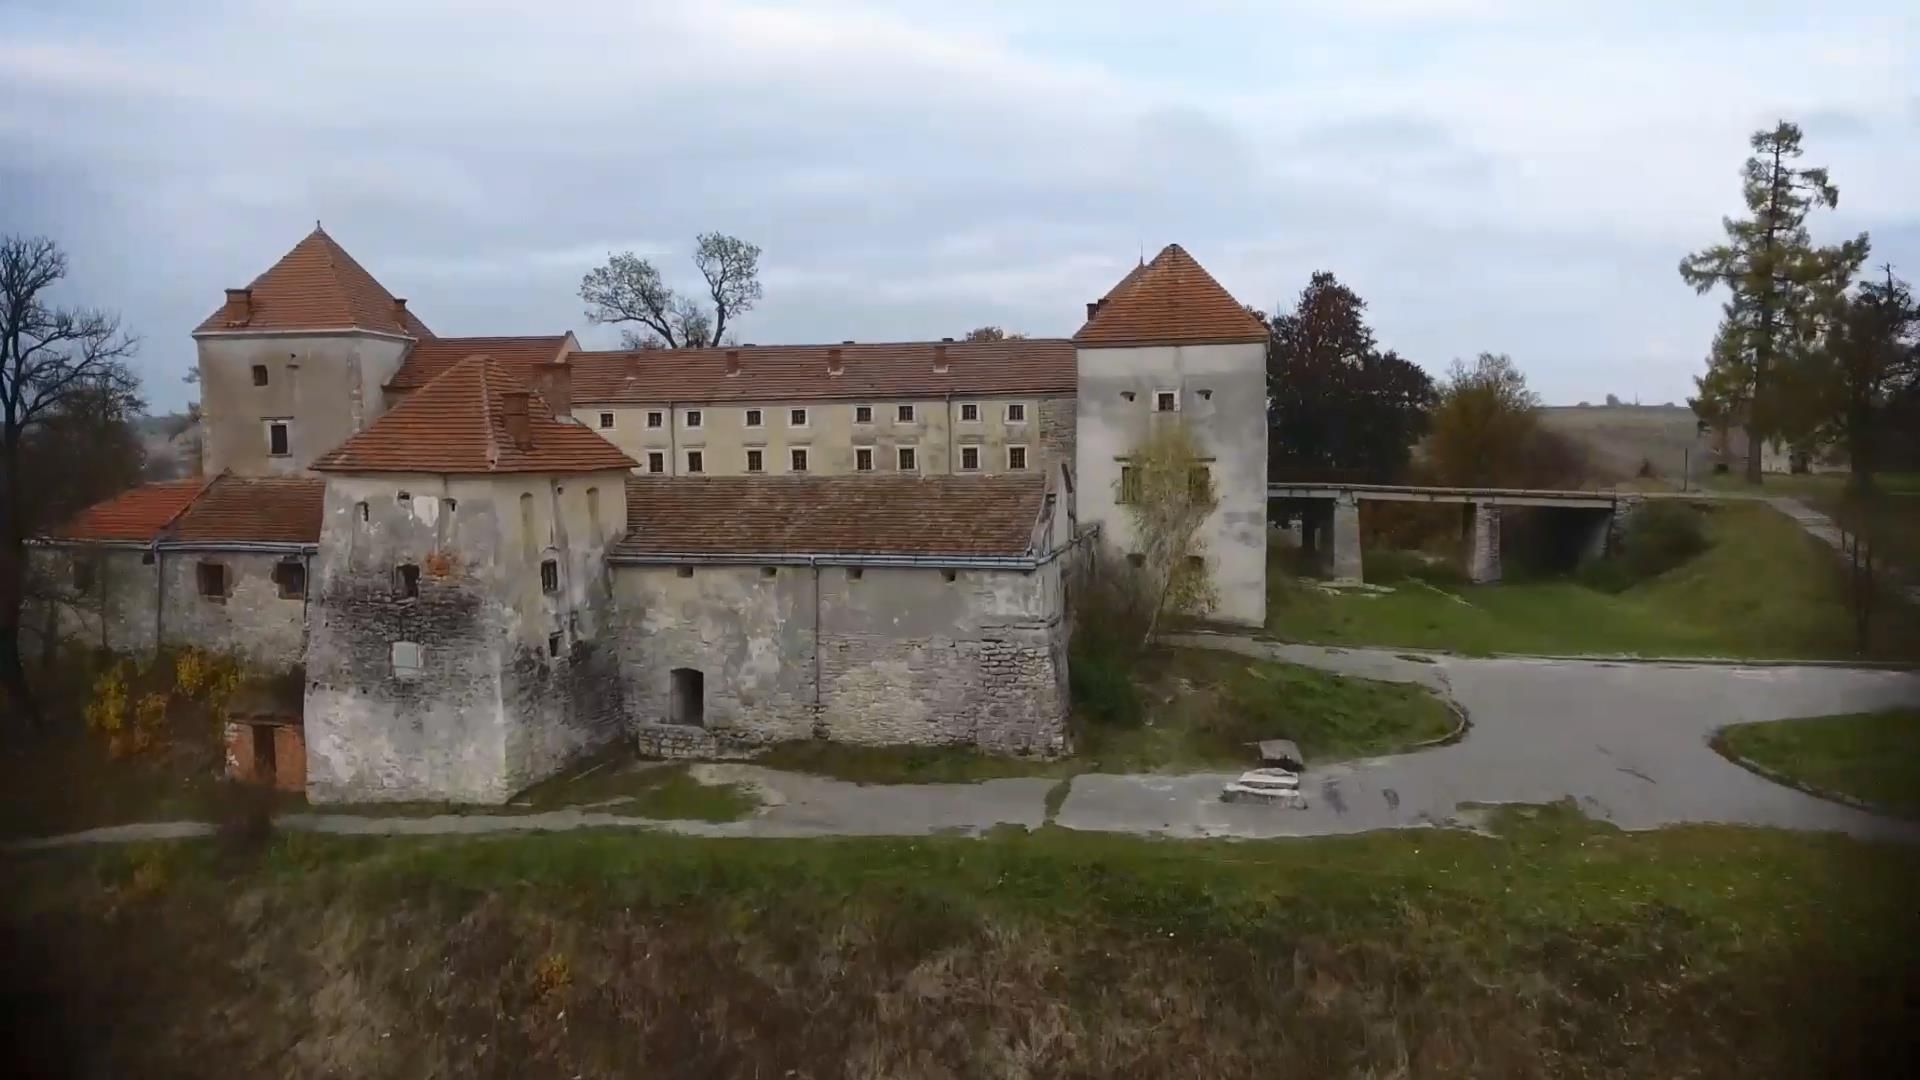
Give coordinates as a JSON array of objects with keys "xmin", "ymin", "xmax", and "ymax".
[{"xmin": 1073, "ymin": 244, "xmax": 1270, "ymax": 626}]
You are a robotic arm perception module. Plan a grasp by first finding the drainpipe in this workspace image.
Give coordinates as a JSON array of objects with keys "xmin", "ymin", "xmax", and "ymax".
[
  {"xmin": 666, "ymin": 398, "xmax": 677, "ymax": 475},
  {"xmin": 945, "ymin": 392, "xmax": 954, "ymax": 473},
  {"xmin": 151, "ymin": 543, "xmax": 165, "ymax": 656},
  {"xmin": 811, "ymin": 556, "xmax": 823, "ymax": 736}
]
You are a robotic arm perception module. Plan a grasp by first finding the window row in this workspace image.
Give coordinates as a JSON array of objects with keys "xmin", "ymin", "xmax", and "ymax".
[
  {"xmin": 643, "ymin": 444, "xmax": 1029, "ymax": 474},
  {"xmin": 603, "ymin": 402, "xmax": 1030, "ymax": 431}
]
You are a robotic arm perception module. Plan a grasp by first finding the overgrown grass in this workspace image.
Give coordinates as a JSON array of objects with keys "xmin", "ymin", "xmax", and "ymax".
[
  {"xmin": 1700, "ymin": 470, "xmax": 1920, "ymax": 574},
  {"xmin": 753, "ymin": 741, "xmax": 1077, "ymax": 784},
  {"xmin": 1715, "ymin": 709, "xmax": 1920, "ymax": 818},
  {"xmin": 1269, "ymin": 502, "xmax": 1920, "ymax": 660},
  {"xmin": 7, "ymin": 812, "xmax": 1920, "ymax": 1077}
]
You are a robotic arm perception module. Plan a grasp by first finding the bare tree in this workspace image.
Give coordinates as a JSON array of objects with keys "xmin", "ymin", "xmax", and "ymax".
[
  {"xmin": 1, "ymin": 235, "xmax": 141, "ymax": 729},
  {"xmin": 580, "ymin": 233, "xmax": 763, "ymax": 349},
  {"xmin": 1122, "ymin": 421, "xmax": 1219, "ymax": 644}
]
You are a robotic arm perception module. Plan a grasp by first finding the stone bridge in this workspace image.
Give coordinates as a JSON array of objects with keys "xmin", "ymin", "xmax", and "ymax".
[{"xmin": 1267, "ymin": 483, "xmax": 1638, "ymax": 584}]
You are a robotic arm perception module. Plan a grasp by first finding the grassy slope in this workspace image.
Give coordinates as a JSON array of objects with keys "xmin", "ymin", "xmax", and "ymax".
[
  {"xmin": 1716, "ymin": 709, "xmax": 1920, "ymax": 817},
  {"xmin": 1701, "ymin": 470, "xmax": 1920, "ymax": 573},
  {"xmin": 7, "ymin": 813, "xmax": 1920, "ymax": 1077},
  {"xmin": 1268, "ymin": 502, "xmax": 1920, "ymax": 659}
]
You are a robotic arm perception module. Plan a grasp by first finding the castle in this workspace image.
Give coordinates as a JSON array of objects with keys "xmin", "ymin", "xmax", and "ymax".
[{"xmin": 34, "ymin": 228, "xmax": 1269, "ymax": 802}]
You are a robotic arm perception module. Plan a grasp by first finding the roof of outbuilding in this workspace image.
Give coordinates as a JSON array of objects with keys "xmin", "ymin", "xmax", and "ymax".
[
  {"xmin": 386, "ymin": 334, "xmax": 572, "ymax": 392},
  {"xmin": 615, "ymin": 474, "xmax": 1048, "ymax": 559},
  {"xmin": 195, "ymin": 226, "xmax": 433, "ymax": 337},
  {"xmin": 569, "ymin": 338, "xmax": 1075, "ymax": 405},
  {"xmin": 314, "ymin": 355, "xmax": 635, "ymax": 475},
  {"xmin": 42, "ymin": 474, "xmax": 325, "ymax": 545},
  {"xmin": 44, "ymin": 479, "xmax": 208, "ymax": 542},
  {"xmin": 1075, "ymin": 244, "xmax": 1267, "ymax": 347}
]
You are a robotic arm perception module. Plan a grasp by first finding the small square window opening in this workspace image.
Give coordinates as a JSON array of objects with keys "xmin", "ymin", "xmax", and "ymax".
[
  {"xmin": 790, "ymin": 447, "xmax": 809, "ymax": 472},
  {"xmin": 745, "ymin": 407, "xmax": 763, "ymax": 427},
  {"xmin": 896, "ymin": 404, "xmax": 915, "ymax": 423},
  {"xmin": 685, "ymin": 409, "xmax": 703, "ymax": 428},
  {"xmin": 1155, "ymin": 390, "xmax": 1178, "ymax": 413},
  {"xmin": 647, "ymin": 451, "xmax": 665, "ymax": 473},
  {"xmin": 897, "ymin": 446, "xmax": 917, "ymax": 472},
  {"xmin": 1006, "ymin": 402, "xmax": 1027, "ymax": 423},
  {"xmin": 251, "ymin": 364, "xmax": 269, "ymax": 386},
  {"xmin": 598, "ymin": 412, "xmax": 614, "ymax": 429},
  {"xmin": 746, "ymin": 449, "xmax": 764, "ymax": 473},
  {"xmin": 540, "ymin": 558, "xmax": 559, "ymax": 594},
  {"xmin": 394, "ymin": 563, "xmax": 420, "ymax": 599},
  {"xmin": 855, "ymin": 447, "xmax": 873, "ymax": 472},
  {"xmin": 855, "ymin": 405, "xmax": 874, "ymax": 424},
  {"xmin": 646, "ymin": 410, "xmax": 664, "ymax": 429},
  {"xmin": 273, "ymin": 560, "xmax": 305, "ymax": 599},
  {"xmin": 686, "ymin": 450, "xmax": 704, "ymax": 474},
  {"xmin": 960, "ymin": 446, "xmax": 980, "ymax": 471},
  {"xmin": 789, "ymin": 407, "xmax": 808, "ymax": 427},
  {"xmin": 959, "ymin": 402, "xmax": 979, "ymax": 422},
  {"xmin": 267, "ymin": 421, "xmax": 290, "ymax": 457},
  {"xmin": 197, "ymin": 561, "xmax": 227, "ymax": 599},
  {"xmin": 1008, "ymin": 445, "xmax": 1028, "ymax": 471}
]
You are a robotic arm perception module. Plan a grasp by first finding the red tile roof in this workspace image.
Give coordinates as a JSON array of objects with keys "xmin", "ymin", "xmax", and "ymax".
[
  {"xmin": 170, "ymin": 476, "xmax": 325, "ymax": 544},
  {"xmin": 314, "ymin": 356, "xmax": 635, "ymax": 475},
  {"xmin": 1075, "ymin": 244, "xmax": 1267, "ymax": 347},
  {"xmin": 616, "ymin": 475, "xmax": 1047, "ymax": 559},
  {"xmin": 570, "ymin": 338, "xmax": 1075, "ymax": 405},
  {"xmin": 44, "ymin": 479, "xmax": 207, "ymax": 542},
  {"xmin": 195, "ymin": 226, "xmax": 433, "ymax": 337},
  {"xmin": 387, "ymin": 334, "xmax": 571, "ymax": 392}
]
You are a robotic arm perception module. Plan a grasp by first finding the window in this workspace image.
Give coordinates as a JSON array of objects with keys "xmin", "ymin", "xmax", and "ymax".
[
  {"xmin": 959, "ymin": 402, "xmax": 979, "ymax": 422},
  {"xmin": 854, "ymin": 405, "xmax": 873, "ymax": 424},
  {"xmin": 251, "ymin": 364, "xmax": 269, "ymax": 386},
  {"xmin": 897, "ymin": 446, "xmax": 917, "ymax": 472},
  {"xmin": 1007, "ymin": 445, "xmax": 1028, "ymax": 471},
  {"xmin": 1126, "ymin": 552, "xmax": 1146, "ymax": 567},
  {"xmin": 744, "ymin": 408, "xmax": 763, "ymax": 428},
  {"xmin": 746, "ymin": 449, "xmax": 764, "ymax": 473},
  {"xmin": 1006, "ymin": 402, "xmax": 1027, "ymax": 423},
  {"xmin": 896, "ymin": 404, "xmax": 916, "ymax": 423},
  {"xmin": 647, "ymin": 451, "xmax": 665, "ymax": 473},
  {"xmin": 1188, "ymin": 465, "xmax": 1212, "ymax": 501},
  {"xmin": 1155, "ymin": 390, "xmax": 1179, "ymax": 413},
  {"xmin": 71, "ymin": 557, "xmax": 95, "ymax": 593},
  {"xmin": 548, "ymin": 633, "xmax": 563, "ymax": 658},
  {"xmin": 669, "ymin": 667, "xmax": 705, "ymax": 727},
  {"xmin": 684, "ymin": 408, "xmax": 703, "ymax": 429},
  {"xmin": 540, "ymin": 558, "xmax": 559, "ymax": 594},
  {"xmin": 1119, "ymin": 465, "xmax": 1140, "ymax": 504},
  {"xmin": 272, "ymin": 560, "xmax": 305, "ymax": 599},
  {"xmin": 1186, "ymin": 554, "xmax": 1206, "ymax": 573},
  {"xmin": 267, "ymin": 420, "xmax": 290, "ymax": 457},
  {"xmin": 959, "ymin": 445, "xmax": 980, "ymax": 472},
  {"xmin": 686, "ymin": 449, "xmax": 704, "ymax": 474},
  {"xmin": 846, "ymin": 567, "xmax": 864, "ymax": 581},
  {"xmin": 519, "ymin": 492, "xmax": 536, "ymax": 559},
  {"xmin": 855, "ymin": 447, "xmax": 873, "ymax": 472},
  {"xmin": 391, "ymin": 641, "xmax": 423, "ymax": 680},
  {"xmin": 586, "ymin": 487, "xmax": 601, "ymax": 538},
  {"xmin": 598, "ymin": 412, "xmax": 614, "ymax": 429},
  {"xmin": 646, "ymin": 410, "xmax": 664, "ymax": 429},
  {"xmin": 790, "ymin": 447, "xmax": 809, "ymax": 472},
  {"xmin": 789, "ymin": 407, "xmax": 808, "ymax": 428},
  {"xmin": 676, "ymin": 565, "xmax": 694, "ymax": 578},
  {"xmin": 941, "ymin": 569, "xmax": 958, "ymax": 583},
  {"xmin": 357, "ymin": 501, "xmax": 369, "ymax": 522},
  {"xmin": 394, "ymin": 563, "xmax": 420, "ymax": 600},
  {"xmin": 760, "ymin": 566, "xmax": 778, "ymax": 579},
  {"xmin": 197, "ymin": 561, "xmax": 227, "ymax": 599}
]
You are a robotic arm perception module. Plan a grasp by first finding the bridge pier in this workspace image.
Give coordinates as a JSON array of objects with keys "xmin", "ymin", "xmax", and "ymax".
[
  {"xmin": 1330, "ymin": 492, "xmax": 1362, "ymax": 584},
  {"xmin": 1466, "ymin": 502, "xmax": 1502, "ymax": 583}
]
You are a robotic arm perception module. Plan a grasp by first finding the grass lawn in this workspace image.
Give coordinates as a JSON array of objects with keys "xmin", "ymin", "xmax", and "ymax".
[
  {"xmin": 1715, "ymin": 708, "xmax": 1920, "ymax": 818},
  {"xmin": 1267, "ymin": 501, "xmax": 1920, "ymax": 660},
  {"xmin": 1699, "ymin": 469, "xmax": 1920, "ymax": 575},
  {"xmin": 751, "ymin": 646, "xmax": 1455, "ymax": 783},
  {"xmin": 7, "ymin": 809, "xmax": 1919, "ymax": 1076}
]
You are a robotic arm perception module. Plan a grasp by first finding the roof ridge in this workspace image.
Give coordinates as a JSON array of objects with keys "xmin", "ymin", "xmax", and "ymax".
[{"xmin": 155, "ymin": 470, "xmax": 226, "ymax": 543}]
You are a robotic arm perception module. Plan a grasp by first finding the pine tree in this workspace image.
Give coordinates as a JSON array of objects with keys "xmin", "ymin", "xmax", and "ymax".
[{"xmin": 1679, "ymin": 121, "xmax": 1868, "ymax": 483}]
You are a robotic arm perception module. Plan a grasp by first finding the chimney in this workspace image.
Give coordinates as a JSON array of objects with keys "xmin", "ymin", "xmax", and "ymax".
[
  {"xmin": 725, "ymin": 349, "xmax": 741, "ymax": 376},
  {"xmin": 1085, "ymin": 300, "xmax": 1101, "ymax": 321},
  {"xmin": 501, "ymin": 390, "xmax": 533, "ymax": 450},
  {"xmin": 932, "ymin": 344, "xmax": 949, "ymax": 374},
  {"xmin": 827, "ymin": 347, "xmax": 843, "ymax": 376},
  {"xmin": 841, "ymin": 339, "xmax": 855, "ymax": 345},
  {"xmin": 225, "ymin": 288, "xmax": 252, "ymax": 325},
  {"xmin": 392, "ymin": 297, "xmax": 409, "ymax": 325},
  {"xmin": 941, "ymin": 336, "xmax": 954, "ymax": 343},
  {"xmin": 531, "ymin": 360, "xmax": 573, "ymax": 419}
]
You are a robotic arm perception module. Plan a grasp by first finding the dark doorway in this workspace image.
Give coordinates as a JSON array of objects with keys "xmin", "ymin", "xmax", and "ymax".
[
  {"xmin": 669, "ymin": 668, "xmax": 705, "ymax": 727},
  {"xmin": 252, "ymin": 724, "xmax": 277, "ymax": 782}
]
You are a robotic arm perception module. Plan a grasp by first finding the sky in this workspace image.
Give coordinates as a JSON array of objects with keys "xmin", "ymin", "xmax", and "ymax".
[{"xmin": 3, "ymin": 0, "xmax": 1916, "ymax": 413}]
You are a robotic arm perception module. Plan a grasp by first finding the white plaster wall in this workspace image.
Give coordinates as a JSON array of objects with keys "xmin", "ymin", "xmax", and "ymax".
[
  {"xmin": 1074, "ymin": 341, "xmax": 1268, "ymax": 625},
  {"xmin": 196, "ymin": 331, "xmax": 411, "ymax": 476}
]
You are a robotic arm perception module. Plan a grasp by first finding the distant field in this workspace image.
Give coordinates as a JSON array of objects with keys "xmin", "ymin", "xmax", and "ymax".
[{"xmin": 1538, "ymin": 404, "xmax": 1720, "ymax": 484}]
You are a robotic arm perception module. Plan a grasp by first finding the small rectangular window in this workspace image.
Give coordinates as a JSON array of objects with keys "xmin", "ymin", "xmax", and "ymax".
[
  {"xmin": 960, "ymin": 445, "xmax": 980, "ymax": 471},
  {"xmin": 686, "ymin": 450, "xmax": 704, "ymax": 474},
  {"xmin": 648, "ymin": 451, "xmax": 665, "ymax": 473},
  {"xmin": 1119, "ymin": 465, "xmax": 1140, "ymax": 504},
  {"xmin": 959, "ymin": 402, "xmax": 979, "ymax": 422},
  {"xmin": 790, "ymin": 447, "xmax": 809, "ymax": 472},
  {"xmin": 789, "ymin": 407, "xmax": 807, "ymax": 428},
  {"xmin": 391, "ymin": 641, "xmax": 423, "ymax": 680},
  {"xmin": 855, "ymin": 447, "xmax": 873, "ymax": 472},
  {"xmin": 197, "ymin": 561, "xmax": 227, "ymax": 599},
  {"xmin": 267, "ymin": 421, "xmax": 290, "ymax": 457},
  {"xmin": 685, "ymin": 409, "xmax": 702, "ymax": 429},
  {"xmin": 1006, "ymin": 402, "xmax": 1027, "ymax": 423},
  {"xmin": 675, "ymin": 566, "xmax": 694, "ymax": 578},
  {"xmin": 548, "ymin": 632, "xmax": 563, "ymax": 658},
  {"xmin": 540, "ymin": 558, "xmax": 559, "ymax": 594},
  {"xmin": 1155, "ymin": 390, "xmax": 1178, "ymax": 413},
  {"xmin": 272, "ymin": 560, "xmax": 305, "ymax": 599},
  {"xmin": 746, "ymin": 448, "xmax": 764, "ymax": 473},
  {"xmin": 1008, "ymin": 445, "xmax": 1028, "ymax": 471},
  {"xmin": 394, "ymin": 563, "xmax": 420, "ymax": 599},
  {"xmin": 744, "ymin": 408, "xmax": 763, "ymax": 428},
  {"xmin": 251, "ymin": 364, "xmax": 269, "ymax": 386},
  {"xmin": 896, "ymin": 404, "xmax": 915, "ymax": 423},
  {"xmin": 897, "ymin": 446, "xmax": 917, "ymax": 472},
  {"xmin": 598, "ymin": 412, "xmax": 614, "ymax": 429},
  {"xmin": 855, "ymin": 405, "xmax": 873, "ymax": 424},
  {"xmin": 646, "ymin": 410, "xmax": 664, "ymax": 429},
  {"xmin": 72, "ymin": 557, "xmax": 96, "ymax": 593}
]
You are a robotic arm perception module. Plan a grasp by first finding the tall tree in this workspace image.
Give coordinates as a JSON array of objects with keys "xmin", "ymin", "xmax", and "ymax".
[
  {"xmin": 1426, "ymin": 353, "xmax": 1540, "ymax": 487},
  {"xmin": 1267, "ymin": 271, "xmax": 1435, "ymax": 481},
  {"xmin": 580, "ymin": 233, "xmax": 763, "ymax": 349},
  {"xmin": 1680, "ymin": 121, "xmax": 1869, "ymax": 483},
  {"xmin": 1800, "ymin": 266, "xmax": 1920, "ymax": 494},
  {"xmin": 0, "ymin": 235, "xmax": 140, "ymax": 728}
]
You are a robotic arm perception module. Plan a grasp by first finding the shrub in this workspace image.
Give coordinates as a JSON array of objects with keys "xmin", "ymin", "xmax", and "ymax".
[
  {"xmin": 1619, "ymin": 503, "xmax": 1709, "ymax": 580},
  {"xmin": 1069, "ymin": 639, "xmax": 1141, "ymax": 729},
  {"xmin": 1067, "ymin": 549, "xmax": 1148, "ymax": 728}
]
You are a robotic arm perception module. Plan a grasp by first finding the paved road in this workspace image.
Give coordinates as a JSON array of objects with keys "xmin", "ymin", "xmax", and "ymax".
[{"xmin": 15, "ymin": 640, "xmax": 1920, "ymax": 851}]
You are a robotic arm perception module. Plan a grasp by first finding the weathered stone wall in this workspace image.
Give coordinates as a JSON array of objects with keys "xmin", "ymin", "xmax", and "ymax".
[
  {"xmin": 1036, "ymin": 394, "xmax": 1076, "ymax": 474},
  {"xmin": 26, "ymin": 546, "xmax": 159, "ymax": 657},
  {"xmin": 613, "ymin": 559, "xmax": 1070, "ymax": 756},
  {"xmin": 197, "ymin": 331, "xmax": 410, "ymax": 477},
  {"xmin": 304, "ymin": 469, "xmax": 630, "ymax": 804}
]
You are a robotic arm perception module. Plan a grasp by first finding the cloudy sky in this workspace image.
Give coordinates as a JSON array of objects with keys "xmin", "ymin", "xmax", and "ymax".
[{"xmin": 4, "ymin": 0, "xmax": 1916, "ymax": 411}]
